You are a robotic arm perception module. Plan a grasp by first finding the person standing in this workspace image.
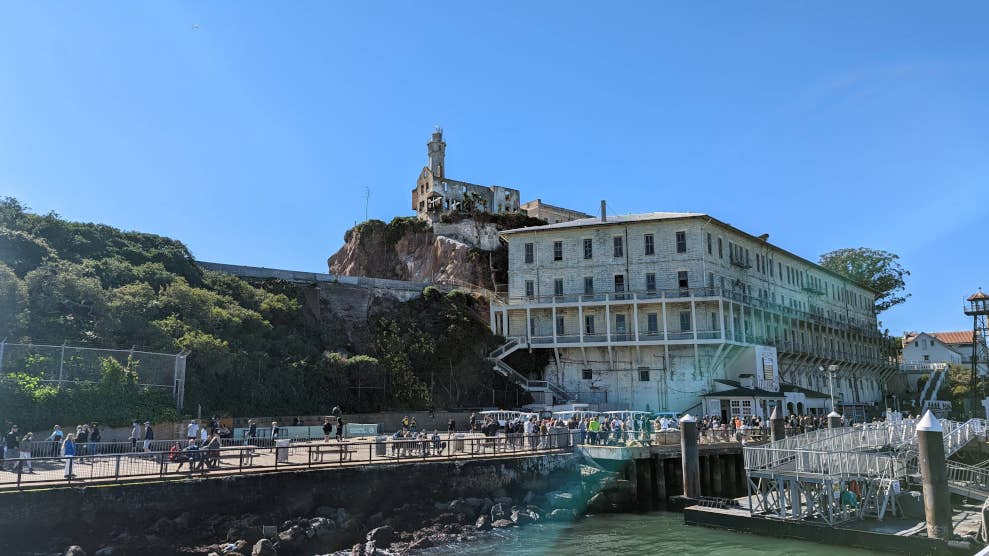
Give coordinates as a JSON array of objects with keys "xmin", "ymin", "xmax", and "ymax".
[
  {"xmin": 76, "ymin": 425, "xmax": 89, "ymax": 462},
  {"xmin": 447, "ymin": 417, "xmax": 456, "ymax": 434},
  {"xmin": 270, "ymin": 421, "xmax": 280, "ymax": 440},
  {"xmin": 47, "ymin": 425, "xmax": 64, "ymax": 457},
  {"xmin": 62, "ymin": 434, "xmax": 77, "ymax": 478},
  {"xmin": 143, "ymin": 421, "xmax": 154, "ymax": 453},
  {"xmin": 90, "ymin": 423, "xmax": 101, "ymax": 455},
  {"xmin": 335, "ymin": 417, "xmax": 345, "ymax": 442},
  {"xmin": 3, "ymin": 424, "xmax": 20, "ymax": 471},
  {"xmin": 322, "ymin": 418, "xmax": 333, "ymax": 442},
  {"xmin": 187, "ymin": 420, "xmax": 199, "ymax": 442},
  {"xmin": 16, "ymin": 432, "xmax": 34, "ymax": 473},
  {"xmin": 129, "ymin": 420, "xmax": 140, "ymax": 452},
  {"xmin": 246, "ymin": 419, "xmax": 257, "ymax": 446}
]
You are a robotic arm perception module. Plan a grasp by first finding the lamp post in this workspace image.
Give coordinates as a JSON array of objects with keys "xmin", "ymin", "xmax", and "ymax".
[{"xmin": 820, "ymin": 364, "xmax": 839, "ymax": 413}]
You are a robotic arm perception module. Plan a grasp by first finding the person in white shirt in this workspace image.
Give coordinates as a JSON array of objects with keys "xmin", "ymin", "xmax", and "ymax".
[{"xmin": 187, "ymin": 421, "xmax": 199, "ymax": 441}]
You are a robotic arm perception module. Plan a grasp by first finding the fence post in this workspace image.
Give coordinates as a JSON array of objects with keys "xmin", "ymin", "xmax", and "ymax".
[
  {"xmin": 57, "ymin": 341, "xmax": 66, "ymax": 390},
  {"xmin": 114, "ymin": 454, "xmax": 121, "ymax": 482},
  {"xmin": 0, "ymin": 338, "xmax": 5, "ymax": 374}
]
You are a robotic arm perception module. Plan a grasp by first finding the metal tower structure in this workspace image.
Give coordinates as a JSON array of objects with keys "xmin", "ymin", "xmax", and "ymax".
[{"xmin": 965, "ymin": 289, "xmax": 989, "ymax": 415}]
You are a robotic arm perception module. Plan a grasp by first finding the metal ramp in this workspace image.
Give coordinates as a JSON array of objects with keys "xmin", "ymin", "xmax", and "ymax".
[
  {"xmin": 743, "ymin": 417, "xmax": 988, "ymax": 525},
  {"xmin": 487, "ymin": 340, "xmax": 572, "ymax": 404}
]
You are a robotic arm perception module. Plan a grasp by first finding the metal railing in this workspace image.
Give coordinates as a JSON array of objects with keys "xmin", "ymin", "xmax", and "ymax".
[{"xmin": 0, "ymin": 431, "xmax": 576, "ymax": 491}]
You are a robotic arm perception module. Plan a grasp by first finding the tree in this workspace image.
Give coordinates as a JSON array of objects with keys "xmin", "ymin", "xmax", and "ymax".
[{"xmin": 819, "ymin": 248, "xmax": 910, "ymax": 313}]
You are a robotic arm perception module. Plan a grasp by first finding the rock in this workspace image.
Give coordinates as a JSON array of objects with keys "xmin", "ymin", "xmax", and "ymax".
[
  {"xmin": 432, "ymin": 501, "xmax": 451, "ymax": 511},
  {"xmin": 209, "ymin": 552, "xmax": 221, "ymax": 556},
  {"xmin": 586, "ymin": 492, "xmax": 613, "ymax": 513},
  {"xmin": 315, "ymin": 506, "xmax": 337, "ymax": 519},
  {"xmin": 490, "ymin": 487, "xmax": 508, "ymax": 499},
  {"xmin": 341, "ymin": 517, "xmax": 363, "ymax": 532},
  {"xmin": 252, "ymin": 539, "xmax": 276, "ymax": 556},
  {"xmin": 546, "ymin": 491, "xmax": 577, "ymax": 509},
  {"xmin": 350, "ymin": 543, "xmax": 364, "ymax": 556},
  {"xmin": 94, "ymin": 548, "xmax": 119, "ymax": 556},
  {"xmin": 366, "ymin": 525, "xmax": 395, "ymax": 548},
  {"xmin": 463, "ymin": 497, "xmax": 486, "ymax": 510},
  {"xmin": 407, "ymin": 536, "xmax": 433, "ymax": 550},
  {"xmin": 490, "ymin": 502, "xmax": 508, "ymax": 521},
  {"xmin": 522, "ymin": 491, "xmax": 535, "ymax": 504},
  {"xmin": 897, "ymin": 491, "xmax": 925, "ymax": 519},
  {"xmin": 152, "ymin": 517, "xmax": 176, "ymax": 535},
  {"xmin": 234, "ymin": 540, "xmax": 250, "ymax": 554},
  {"xmin": 449, "ymin": 499, "xmax": 475, "ymax": 516},
  {"xmin": 510, "ymin": 508, "xmax": 537, "ymax": 525},
  {"xmin": 65, "ymin": 547, "xmax": 87, "ymax": 556},
  {"xmin": 475, "ymin": 515, "xmax": 491, "ymax": 531},
  {"xmin": 364, "ymin": 540, "xmax": 377, "ymax": 555},
  {"xmin": 547, "ymin": 508, "xmax": 578, "ymax": 522},
  {"xmin": 367, "ymin": 512, "xmax": 385, "ymax": 527},
  {"xmin": 490, "ymin": 519, "xmax": 516, "ymax": 529},
  {"xmin": 493, "ymin": 496, "xmax": 513, "ymax": 506},
  {"xmin": 277, "ymin": 525, "xmax": 306, "ymax": 549},
  {"xmin": 478, "ymin": 497, "xmax": 494, "ymax": 516},
  {"xmin": 311, "ymin": 517, "xmax": 337, "ymax": 539},
  {"xmin": 336, "ymin": 508, "xmax": 352, "ymax": 528}
]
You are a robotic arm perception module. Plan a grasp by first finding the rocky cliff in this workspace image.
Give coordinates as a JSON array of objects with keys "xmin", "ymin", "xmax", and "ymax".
[{"xmin": 328, "ymin": 215, "xmax": 543, "ymax": 290}]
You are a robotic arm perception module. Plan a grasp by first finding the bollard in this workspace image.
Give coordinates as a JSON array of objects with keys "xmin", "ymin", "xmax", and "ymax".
[
  {"xmin": 770, "ymin": 406, "xmax": 786, "ymax": 442},
  {"xmin": 680, "ymin": 414, "xmax": 700, "ymax": 499},
  {"xmin": 827, "ymin": 411, "xmax": 843, "ymax": 429},
  {"xmin": 916, "ymin": 410, "xmax": 953, "ymax": 540}
]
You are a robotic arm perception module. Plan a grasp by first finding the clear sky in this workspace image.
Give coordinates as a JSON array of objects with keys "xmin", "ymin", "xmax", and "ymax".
[{"xmin": 1, "ymin": 2, "xmax": 987, "ymax": 336}]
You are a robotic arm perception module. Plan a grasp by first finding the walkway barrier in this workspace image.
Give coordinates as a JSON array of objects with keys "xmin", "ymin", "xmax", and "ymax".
[{"xmin": 0, "ymin": 431, "xmax": 576, "ymax": 491}]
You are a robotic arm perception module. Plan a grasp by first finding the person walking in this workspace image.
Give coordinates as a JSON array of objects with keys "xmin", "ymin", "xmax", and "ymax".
[
  {"xmin": 143, "ymin": 421, "xmax": 154, "ymax": 453},
  {"xmin": 16, "ymin": 432, "xmax": 34, "ymax": 474},
  {"xmin": 129, "ymin": 420, "xmax": 140, "ymax": 452},
  {"xmin": 447, "ymin": 417, "xmax": 456, "ymax": 434},
  {"xmin": 62, "ymin": 434, "xmax": 77, "ymax": 478}
]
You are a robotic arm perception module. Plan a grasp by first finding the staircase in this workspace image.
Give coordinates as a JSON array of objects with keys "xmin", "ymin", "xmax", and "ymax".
[
  {"xmin": 918, "ymin": 366, "xmax": 948, "ymax": 410},
  {"xmin": 487, "ymin": 339, "xmax": 573, "ymax": 404}
]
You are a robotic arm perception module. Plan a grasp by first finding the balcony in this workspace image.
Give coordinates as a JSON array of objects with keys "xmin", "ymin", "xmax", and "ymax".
[{"xmin": 729, "ymin": 253, "xmax": 752, "ymax": 269}]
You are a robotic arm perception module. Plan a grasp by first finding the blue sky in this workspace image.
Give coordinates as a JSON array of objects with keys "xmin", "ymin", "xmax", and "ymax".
[{"xmin": 1, "ymin": 2, "xmax": 987, "ymax": 335}]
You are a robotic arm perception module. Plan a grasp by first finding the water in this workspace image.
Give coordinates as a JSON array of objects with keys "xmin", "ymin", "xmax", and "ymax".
[{"xmin": 424, "ymin": 512, "xmax": 896, "ymax": 556}]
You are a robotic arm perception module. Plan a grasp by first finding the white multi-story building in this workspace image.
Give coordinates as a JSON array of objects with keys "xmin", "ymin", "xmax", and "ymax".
[{"xmin": 488, "ymin": 207, "xmax": 894, "ymax": 422}]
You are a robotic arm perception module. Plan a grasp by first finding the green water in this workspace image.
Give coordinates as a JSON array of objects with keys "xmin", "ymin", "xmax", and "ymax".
[{"xmin": 425, "ymin": 513, "xmax": 897, "ymax": 556}]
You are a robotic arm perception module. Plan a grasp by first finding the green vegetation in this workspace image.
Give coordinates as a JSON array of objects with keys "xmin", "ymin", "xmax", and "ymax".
[
  {"xmin": 0, "ymin": 198, "xmax": 516, "ymax": 430},
  {"xmin": 818, "ymin": 247, "xmax": 910, "ymax": 313}
]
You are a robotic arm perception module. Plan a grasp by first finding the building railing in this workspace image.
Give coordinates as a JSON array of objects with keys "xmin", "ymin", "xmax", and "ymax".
[{"xmin": 503, "ymin": 287, "xmax": 882, "ymax": 338}]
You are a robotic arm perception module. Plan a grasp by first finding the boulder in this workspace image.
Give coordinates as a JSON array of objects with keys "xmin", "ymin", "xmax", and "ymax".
[
  {"xmin": 490, "ymin": 502, "xmax": 508, "ymax": 521},
  {"xmin": 493, "ymin": 496, "xmax": 513, "ymax": 507},
  {"xmin": 523, "ymin": 491, "xmax": 536, "ymax": 504},
  {"xmin": 547, "ymin": 508, "xmax": 578, "ymax": 522},
  {"xmin": 234, "ymin": 540, "xmax": 250, "ymax": 554},
  {"xmin": 365, "ymin": 526, "xmax": 395, "ymax": 548},
  {"xmin": 350, "ymin": 543, "xmax": 364, "ymax": 556},
  {"xmin": 586, "ymin": 492, "xmax": 612, "ymax": 513},
  {"xmin": 490, "ymin": 519, "xmax": 516, "ymax": 529},
  {"xmin": 94, "ymin": 548, "xmax": 119, "ymax": 556},
  {"xmin": 251, "ymin": 539, "xmax": 276, "ymax": 556},
  {"xmin": 546, "ymin": 491, "xmax": 577, "ymax": 509},
  {"xmin": 475, "ymin": 515, "xmax": 491, "ymax": 531},
  {"xmin": 277, "ymin": 525, "xmax": 306, "ymax": 549},
  {"xmin": 65, "ymin": 547, "xmax": 87, "ymax": 556},
  {"xmin": 432, "ymin": 501, "xmax": 451, "ymax": 511},
  {"xmin": 335, "ymin": 508, "xmax": 352, "ymax": 528},
  {"xmin": 463, "ymin": 497, "xmax": 486, "ymax": 510},
  {"xmin": 364, "ymin": 540, "xmax": 378, "ymax": 555},
  {"xmin": 408, "ymin": 536, "xmax": 433, "ymax": 550},
  {"xmin": 310, "ymin": 517, "xmax": 337, "ymax": 539}
]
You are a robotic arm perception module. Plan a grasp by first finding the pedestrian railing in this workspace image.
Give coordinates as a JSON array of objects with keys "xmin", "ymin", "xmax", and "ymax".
[{"xmin": 0, "ymin": 431, "xmax": 576, "ymax": 490}]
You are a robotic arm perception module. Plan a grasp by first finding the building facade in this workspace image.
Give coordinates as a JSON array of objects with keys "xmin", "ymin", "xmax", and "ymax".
[
  {"xmin": 520, "ymin": 199, "xmax": 591, "ymax": 224},
  {"xmin": 489, "ymin": 210, "xmax": 893, "ymax": 421},
  {"xmin": 412, "ymin": 128, "xmax": 522, "ymax": 220}
]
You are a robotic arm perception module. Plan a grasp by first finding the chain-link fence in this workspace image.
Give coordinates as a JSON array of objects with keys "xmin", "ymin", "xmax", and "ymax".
[{"xmin": 0, "ymin": 342, "xmax": 187, "ymax": 409}]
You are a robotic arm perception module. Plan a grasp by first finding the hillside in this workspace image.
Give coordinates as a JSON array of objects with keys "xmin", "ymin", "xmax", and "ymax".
[{"xmin": 0, "ymin": 198, "xmax": 523, "ymax": 429}]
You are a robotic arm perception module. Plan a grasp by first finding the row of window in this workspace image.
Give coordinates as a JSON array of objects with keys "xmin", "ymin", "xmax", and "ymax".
[
  {"xmin": 524, "ymin": 271, "xmax": 691, "ymax": 297},
  {"xmin": 532, "ymin": 310, "xmax": 702, "ymax": 336},
  {"xmin": 582, "ymin": 368, "xmax": 652, "ymax": 382},
  {"xmin": 525, "ymin": 231, "xmax": 688, "ymax": 264}
]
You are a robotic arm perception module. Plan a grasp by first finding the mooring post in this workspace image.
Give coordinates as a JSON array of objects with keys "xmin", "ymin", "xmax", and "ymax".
[
  {"xmin": 916, "ymin": 410, "xmax": 953, "ymax": 540},
  {"xmin": 770, "ymin": 406, "xmax": 786, "ymax": 442},
  {"xmin": 827, "ymin": 410, "xmax": 843, "ymax": 429},
  {"xmin": 680, "ymin": 414, "xmax": 700, "ymax": 499}
]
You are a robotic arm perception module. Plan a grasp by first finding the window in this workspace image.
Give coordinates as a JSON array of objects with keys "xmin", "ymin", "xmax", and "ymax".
[
  {"xmin": 914, "ymin": 341, "xmax": 919, "ymax": 347},
  {"xmin": 556, "ymin": 316, "xmax": 565, "ymax": 336},
  {"xmin": 615, "ymin": 314, "xmax": 627, "ymax": 333},
  {"xmin": 718, "ymin": 237, "xmax": 723, "ymax": 258},
  {"xmin": 677, "ymin": 270, "xmax": 689, "ymax": 289},
  {"xmin": 679, "ymin": 310, "xmax": 692, "ymax": 331},
  {"xmin": 584, "ymin": 277, "xmax": 594, "ymax": 295},
  {"xmin": 553, "ymin": 241, "xmax": 563, "ymax": 261},
  {"xmin": 583, "ymin": 238, "xmax": 593, "ymax": 259},
  {"xmin": 708, "ymin": 272, "xmax": 714, "ymax": 288},
  {"xmin": 778, "ymin": 262, "xmax": 782, "ymax": 278},
  {"xmin": 770, "ymin": 259, "xmax": 774, "ymax": 278},
  {"xmin": 707, "ymin": 233, "xmax": 712, "ymax": 254},
  {"xmin": 639, "ymin": 369, "xmax": 650, "ymax": 382},
  {"xmin": 554, "ymin": 278, "xmax": 564, "ymax": 297},
  {"xmin": 524, "ymin": 243, "xmax": 534, "ymax": 264},
  {"xmin": 582, "ymin": 369, "xmax": 593, "ymax": 380},
  {"xmin": 525, "ymin": 280, "xmax": 534, "ymax": 299},
  {"xmin": 646, "ymin": 273, "xmax": 656, "ymax": 292},
  {"xmin": 644, "ymin": 234, "xmax": 655, "ymax": 255},
  {"xmin": 614, "ymin": 274, "xmax": 625, "ymax": 292},
  {"xmin": 584, "ymin": 315, "xmax": 595, "ymax": 334},
  {"xmin": 529, "ymin": 317, "xmax": 536, "ymax": 335},
  {"xmin": 676, "ymin": 231, "xmax": 687, "ymax": 253},
  {"xmin": 613, "ymin": 236, "xmax": 624, "ymax": 257},
  {"xmin": 647, "ymin": 313, "xmax": 658, "ymax": 334},
  {"xmin": 711, "ymin": 312, "xmax": 718, "ymax": 330}
]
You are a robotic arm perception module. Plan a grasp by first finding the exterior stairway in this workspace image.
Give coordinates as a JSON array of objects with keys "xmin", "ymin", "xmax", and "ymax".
[
  {"xmin": 918, "ymin": 366, "xmax": 948, "ymax": 412},
  {"xmin": 487, "ymin": 339, "xmax": 572, "ymax": 404}
]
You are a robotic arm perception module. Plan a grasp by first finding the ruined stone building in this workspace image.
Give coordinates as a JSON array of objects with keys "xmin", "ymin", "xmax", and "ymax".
[
  {"xmin": 411, "ymin": 128, "xmax": 586, "ymax": 224},
  {"xmin": 488, "ymin": 207, "xmax": 895, "ymax": 421}
]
